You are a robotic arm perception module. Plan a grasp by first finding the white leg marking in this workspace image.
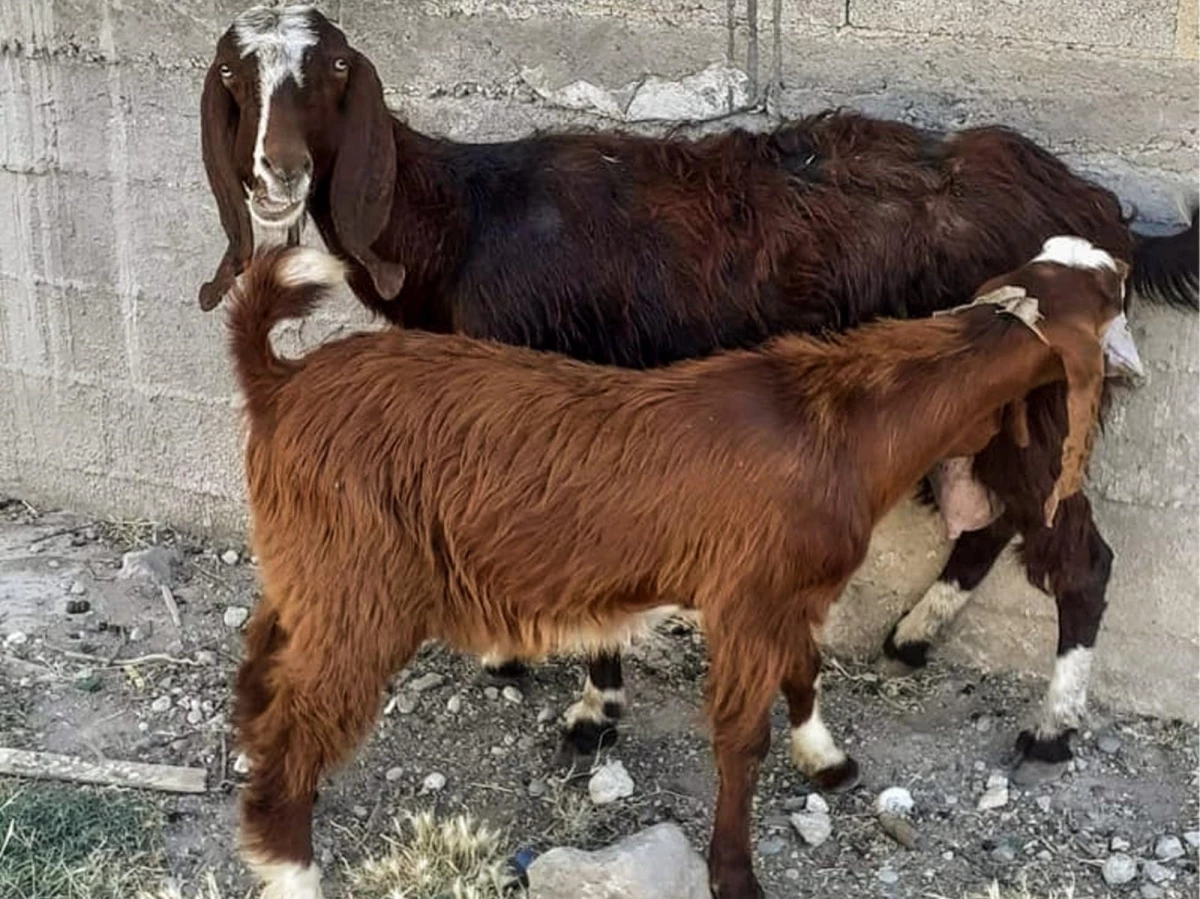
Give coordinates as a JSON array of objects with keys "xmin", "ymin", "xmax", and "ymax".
[
  {"xmin": 789, "ymin": 684, "xmax": 847, "ymax": 775},
  {"xmin": 893, "ymin": 580, "xmax": 972, "ymax": 648},
  {"xmin": 1035, "ymin": 646, "xmax": 1093, "ymax": 740},
  {"xmin": 246, "ymin": 858, "xmax": 324, "ymax": 899},
  {"xmin": 563, "ymin": 676, "xmax": 625, "ymax": 728}
]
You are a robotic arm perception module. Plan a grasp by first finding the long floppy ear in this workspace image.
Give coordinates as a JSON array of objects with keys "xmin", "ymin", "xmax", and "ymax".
[
  {"xmin": 329, "ymin": 50, "xmax": 406, "ymax": 299},
  {"xmin": 1043, "ymin": 328, "xmax": 1105, "ymax": 528},
  {"xmin": 199, "ymin": 61, "xmax": 253, "ymax": 311}
]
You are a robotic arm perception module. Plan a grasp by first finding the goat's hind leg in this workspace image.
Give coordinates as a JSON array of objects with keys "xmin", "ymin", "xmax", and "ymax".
[
  {"xmin": 235, "ymin": 602, "xmax": 417, "ymax": 899},
  {"xmin": 883, "ymin": 516, "xmax": 1015, "ymax": 671},
  {"xmin": 560, "ymin": 651, "xmax": 625, "ymax": 756},
  {"xmin": 782, "ymin": 642, "xmax": 859, "ymax": 792},
  {"xmin": 1013, "ymin": 493, "xmax": 1111, "ymax": 783}
]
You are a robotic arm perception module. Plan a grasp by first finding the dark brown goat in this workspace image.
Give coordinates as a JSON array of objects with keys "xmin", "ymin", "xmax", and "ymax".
[
  {"xmin": 201, "ymin": 5, "xmax": 1199, "ymax": 773},
  {"xmin": 228, "ymin": 239, "xmax": 1141, "ymax": 899}
]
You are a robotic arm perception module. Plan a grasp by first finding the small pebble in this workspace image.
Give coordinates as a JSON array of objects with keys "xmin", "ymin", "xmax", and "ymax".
[
  {"xmin": 1035, "ymin": 796, "xmax": 1052, "ymax": 814},
  {"xmin": 233, "ymin": 753, "xmax": 252, "ymax": 775},
  {"xmin": 1102, "ymin": 853, "xmax": 1138, "ymax": 886},
  {"xmin": 1154, "ymin": 835, "xmax": 1184, "ymax": 861},
  {"xmin": 352, "ymin": 805, "xmax": 369, "ymax": 819},
  {"xmin": 483, "ymin": 686, "xmax": 499, "ymax": 700},
  {"xmin": 784, "ymin": 868, "xmax": 800, "ymax": 881},
  {"xmin": 806, "ymin": 793, "xmax": 829, "ymax": 814},
  {"xmin": 395, "ymin": 694, "xmax": 418, "ymax": 715},
  {"xmin": 385, "ymin": 766, "xmax": 404, "ymax": 782},
  {"xmin": 75, "ymin": 672, "xmax": 101, "ymax": 693},
  {"xmin": 877, "ymin": 868, "xmax": 899, "ymax": 885},
  {"xmin": 875, "ymin": 787, "xmax": 913, "ymax": 817},
  {"xmin": 69, "ymin": 580, "xmax": 87, "ymax": 595},
  {"xmin": 527, "ymin": 778, "xmax": 546, "ymax": 798},
  {"xmin": 48, "ymin": 559, "xmax": 60, "ymax": 569},
  {"xmin": 195, "ymin": 650, "xmax": 217, "ymax": 665},
  {"xmin": 757, "ymin": 836, "xmax": 786, "ymax": 856},
  {"xmin": 941, "ymin": 851, "xmax": 954, "ymax": 861},
  {"xmin": 588, "ymin": 760, "xmax": 634, "ymax": 805},
  {"xmin": 223, "ymin": 606, "xmax": 249, "ymax": 629},
  {"xmin": 1139, "ymin": 885, "xmax": 1165, "ymax": 899},
  {"xmin": 501, "ymin": 685, "xmax": 523, "ymax": 704},
  {"xmin": 976, "ymin": 773, "xmax": 1009, "ymax": 811},
  {"xmin": 991, "ymin": 843, "xmax": 1017, "ymax": 864},
  {"xmin": 446, "ymin": 695, "xmax": 462, "ymax": 714},
  {"xmin": 1142, "ymin": 860, "xmax": 1175, "ymax": 884},
  {"xmin": 5, "ymin": 632, "xmax": 28, "ymax": 646},
  {"xmin": 221, "ymin": 549, "xmax": 240, "ymax": 565},
  {"xmin": 421, "ymin": 772, "xmax": 447, "ymax": 793},
  {"xmin": 129, "ymin": 624, "xmax": 151, "ymax": 642},
  {"xmin": 1111, "ymin": 836, "xmax": 1131, "ymax": 852},
  {"xmin": 408, "ymin": 672, "xmax": 445, "ymax": 693},
  {"xmin": 186, "ymin": 708, "xmax": 203, "ymax": 725},
  {"xmin": 151, "ymin": 695, "xmax": 172, "ymax": 714},
  {"xmin": 790, "ymin": 810, "xmax": 832, "ymax": 847},
  {"xmin": 1097, "ymin": 733, "xmax": 1122, "ymax": 754},
  {"xmin": 536, "ymin": 706, "xmax": 554, "ymax": 724},
  {"xmin": 1183, "ymin": 831, "xmax": 1200, "ymax": 850}
]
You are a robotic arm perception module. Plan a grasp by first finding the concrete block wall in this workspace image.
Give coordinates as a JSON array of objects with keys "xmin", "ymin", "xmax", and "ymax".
[{"xmin": 0, "ymin": 0, "xmax": 1197, "ymax": 719}]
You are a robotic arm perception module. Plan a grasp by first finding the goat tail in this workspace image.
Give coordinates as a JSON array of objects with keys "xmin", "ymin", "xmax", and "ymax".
[
  {"xmin": 1130, "ymin": 204, "xmax": 1198, "ymax": 310},
  {"xmin": 227, "ymin": 246, "xmax": 347, "ymax": 420}
]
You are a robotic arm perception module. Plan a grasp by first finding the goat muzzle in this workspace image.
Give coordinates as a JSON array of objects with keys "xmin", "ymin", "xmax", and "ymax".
[{"xmin": 1101, "ymin": 312, "xmax": 1144, "ymax": 381}]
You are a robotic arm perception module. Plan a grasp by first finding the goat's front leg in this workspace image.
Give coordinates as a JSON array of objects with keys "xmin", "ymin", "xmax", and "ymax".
[
  {"xmin": 480, "ymin": 651, "xmax": 529, "ymax": 685},
  {"xmin": 561, "ymin": 651, "xmax": 625, "ymax": 755},
  {"xmin": 883, "ymin": 516, "xmax": 1015, "ymax": 669},
  {"xmin": 706, "ymin": 630, "xmax": 783, "ymax": 899},
  {"xmin": 782, "ymin": 654, "xmax": 859, "ymax": 793}
]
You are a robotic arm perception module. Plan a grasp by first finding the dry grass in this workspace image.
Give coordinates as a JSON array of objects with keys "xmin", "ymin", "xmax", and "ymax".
[
  {"xmin": 929, "ymin": 873, "xmax": 1078, "ymax": 899},
  {"xmin": 346, "ymin": 810, "xmax": 517, "ymax": 899},
  {"xmin": 0, "ymin": 778, "xmax": 166, "ymax": 899}
]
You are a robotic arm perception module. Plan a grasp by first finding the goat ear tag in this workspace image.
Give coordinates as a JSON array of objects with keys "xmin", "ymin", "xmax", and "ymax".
[{"xmin": 1101, "ymin": 313, "xmax": 1144, "ymax": 380}]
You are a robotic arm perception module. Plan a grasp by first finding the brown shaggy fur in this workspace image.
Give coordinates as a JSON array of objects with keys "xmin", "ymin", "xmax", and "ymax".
[{"xmin": 228, "ymin": 242, "xmax": 1128, "ymax": 899}]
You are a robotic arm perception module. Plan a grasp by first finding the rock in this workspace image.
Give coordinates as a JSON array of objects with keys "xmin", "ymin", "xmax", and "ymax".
[
  {"xmin": 1111, "ymin": 836, "xmax": 1131, "ymax": 852},
  {"xmin": 385, "ymin": 766, "xmax": 404, "ymax": 783},
  {"xmin": 991, "ymin": 843, "xmax": 1017, "ymax": 864},
  {"xmin": 1097, "ymin": 733, "xmax": 1122, "ymax": 754},
  {"xmin": 394, "ymin": 694, "xmax": 418, "ymax": 715},
  {"xmin": 195, "ymin": 650, "xmax": 216, "ymax": 666},
  {"xmin": 1102, "ymin": 853, "xmax": 1138, "ymax": 886},
  {"xmin": 875, "ymin": 787, "xmax": 914, "ymax": 817},
  {"xmin": 233, "ymin": 753, "xmax": 252, "ymax": 775},
  {"xmin": 805, "ymin": 793, "xmax": 829, "ymax": 814},
  {"xmin": 118, "ymin": 547, "xmax": 178, "ymax": 586},
  {"xmin": 527, "ymin": 822, "xmax": 708, "ymax": 899},
  {"xmin": 150, "ymin": 695, "xmax": 172, "ymax": 714},
  {"xmin": 1140, "ymin": 885, "xmax": 1165, "ymax": 899},
  {"xmin": 879, "ymin": 814, "xmax": 919, "ymax": 849},
  {"xmin": 408, "ymin": 672, "xmax": 445, "ymax": 693},
  {"xmin": 5, "ymin": 631, "xmax": 28, "ymax": 646},
  {"xmin": 186, "ymin": 708, "xmax": 203, "ymax": 725},
  {"xmin": 484, "ymin": 686, "xmax": 500, "ymax": 700},
  {"xmin": 502, "ymin": 685, "xmax": 524, "ymax": 704},
  {"xmin": 446, "ymin": 695, "xmax": 462, "ymax": 714},
  {"xmin": 223, "ymin": 606, "xmax": 249, "ymax": 629},
  {"xmin": 976, "ymin": 773, "xmax": 1009, "ymax": 810},
  {"xmin": 129, "ymin": 623, "xmax": 152, "ymax": 642},
  {"xmin": 588, "ymin": 760, "xmax": 635, "ymax": 805},
  {"xmin": 527, "ymin": 778, "xmax": 547, "ymax": 798},
  {"xmin": 75, "ymin": 671, "xmax": 101, "ymax": 693},
  {"xmin": 1035, "ymin": 796, "xmax": 1052, "ymax": 814},
  {"xmin": 352, "ymin": 805, "xmax": 369, "ymax": 819},
  {"xmin": 421, "ymin": 772, "xmax": 447, "ymax": 793},
  {"xmin": 757, "ymin": 835, "xmax": 786, "ymax": 856},
  {"xmin": 877, "ymin": 868, "xmax": 899, "ymax": 885},
  {"xmin": 1142, "ymin": 860, "xmax": 1175, "ymax": 884},
  {"xmin": 537, "ymin": 706, "xmax": 555, "ymax": 724},
  {"xmin": 220, "ymin": 549, "xmax": 240, "ymax": 565},
  {"xmin": 790, "ymin": 810, "xmax": 832, "ymax": 847},
  {"xmin": 1183, "ymin": 831, "xmax": 1200, "ymax": 850},
  {"xmin": 1154, "ymin": 835, "xmax": 1184, "ymax": 861},
  {"xmin": 69, "ymin": 580, "xmax": 87, "ymax": 595}
]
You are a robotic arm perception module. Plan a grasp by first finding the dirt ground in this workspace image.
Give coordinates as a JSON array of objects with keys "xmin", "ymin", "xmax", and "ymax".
[{"xmin": 1, "ymin": 497, "xmax": 1196, "ymax": 899}]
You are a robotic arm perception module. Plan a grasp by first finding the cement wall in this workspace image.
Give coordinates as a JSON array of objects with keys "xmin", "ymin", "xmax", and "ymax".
[{"xmin": 1, "ymin": 0, "xmax": 1197, "ymax": 720}]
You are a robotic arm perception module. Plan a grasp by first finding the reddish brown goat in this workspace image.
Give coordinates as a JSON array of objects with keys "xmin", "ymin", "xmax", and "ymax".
[{"xmin": 228, "ymin": 238, "xmax": 1140, "ymax": 899}]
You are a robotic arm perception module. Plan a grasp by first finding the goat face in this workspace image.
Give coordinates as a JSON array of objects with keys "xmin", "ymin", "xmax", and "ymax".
[{"xmin": 200, "ymin": 5, "xmax": 395, "ymax": 310}]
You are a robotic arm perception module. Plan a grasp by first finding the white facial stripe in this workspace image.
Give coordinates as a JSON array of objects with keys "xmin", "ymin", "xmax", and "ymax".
[
  {"xmin": 233, "ymin": 6, "xmax": 318, "ymax": 195},
  {"xmin": 789, "ymin": 691, "xmax": 847, "ymax": 775},
  {"xmin": 1033, "ymin": 236, "xmax": 1117, "ymax": 272},
  {"xmin": 1035, "ymin": 646, "xmax": 1093, "ymax": 739}
]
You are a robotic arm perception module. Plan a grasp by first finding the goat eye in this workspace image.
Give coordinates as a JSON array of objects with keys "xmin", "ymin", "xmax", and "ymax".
[
  {"xmin": 333, "ymin": 57, "xmax": 348, "ymax": 73},
  {"xmin": 219, "ymin": 64, "xmax": 233, "ymax": 79}
]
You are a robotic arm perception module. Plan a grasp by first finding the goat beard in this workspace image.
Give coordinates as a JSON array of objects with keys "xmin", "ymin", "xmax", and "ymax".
[{"xmin": 929, "ymin": 457, "xmax": 1004, "ymax": 540}]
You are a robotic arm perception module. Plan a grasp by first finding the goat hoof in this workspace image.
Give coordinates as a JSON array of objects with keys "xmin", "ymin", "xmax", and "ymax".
[
  {"xmin": 881, "ymin": 623, "xmax": 930, "ymax": 671},
  {"xmin": 708, "ymin": 865, "xmax": 764, "ymax": 899},
  {"xmin": 480, "ymin": 660, "xmax": 529, "ymax": 685},
  {"xmin": 1012, "ymin": 729, "xmax": 1073, "ymax": 785},
  {"xmin": 809, "ymin": 756, "xmax": 860, "ymax": 793},
  {"xmin": 559, "ymin": 719, "xmax": 619, "ymax": 759}
]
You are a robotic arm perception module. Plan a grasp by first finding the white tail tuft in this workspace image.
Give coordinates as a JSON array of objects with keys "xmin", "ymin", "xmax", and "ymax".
[
  {"xmin": 276, "ymin": 248, "xmax": 347, "ymax": 289},
  {"xmin": 1034, "ymin": 236, "xmax": 1117, "ymax": 272}
]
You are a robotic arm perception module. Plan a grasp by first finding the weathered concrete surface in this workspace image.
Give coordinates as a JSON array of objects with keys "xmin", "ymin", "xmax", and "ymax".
[{"xmin": 0, "ymin": 0, "xmax": 1196, "ymax": 720}]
